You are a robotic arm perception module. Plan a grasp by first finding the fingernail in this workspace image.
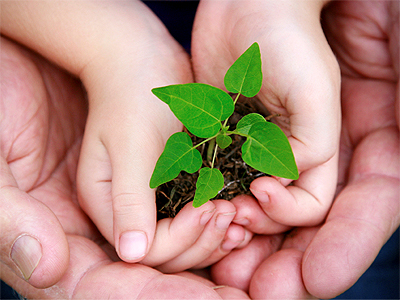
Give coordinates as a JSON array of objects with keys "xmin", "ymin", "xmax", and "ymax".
[
  {"xmin": 119, "ymin": 231, "xmax": 147, "ymax": 261},
  {"xmin": 273, "ymin": 176, "xmax": 293, "ymax": 187},
  {"xmin": 11, "ymin": 235, "xmax": 42, "ymax": 280},
  {"xmin": 234, "ymin": 217, "xmax": 250, "ymax": 226},
  {"xmin": 200, "ymin": 209, "xmax": 215, "ymax": 226},
  {"xmin": 216, "ymin": 212, "xmax": 236, "ymax": 230},
  {"xmin": 250, "ymin": 188, "xmax": 270, "ymax": 203},
  {"xmin": 221, "ymin": 238, "xmax": 242, "ymax": 252}
]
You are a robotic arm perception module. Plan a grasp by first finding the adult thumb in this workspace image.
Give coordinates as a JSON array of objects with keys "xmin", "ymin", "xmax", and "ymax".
[{"xmin": 0, "ymin": 158, "xmax": 69, "ymax": 289}]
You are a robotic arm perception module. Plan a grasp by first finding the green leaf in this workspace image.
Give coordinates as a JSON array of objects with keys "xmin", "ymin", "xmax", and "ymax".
[
  {"xmin": 242, "ymin": 122, "xmax": 299, "ymax": 180},
  {"xmin": 224, "ymin": 42, "xmax": 263, "ymax": 97},
  {"xmin": 152, "ymin": 83, "xmax": 234, "ymax": 138},
  {"xmin": 193, "ymin": 168, "xmax": 224, "ymax": 207},
  {"xmin": 216, "ymin": 134, "xmax": 232, "ymax": 149},
  {"xmin": 150, "ymin": 132, "xmax": 202, "ymax": 188},
  {"xmin": 236, "ymin": 113, "xmax": 266, "ymax": 135}
]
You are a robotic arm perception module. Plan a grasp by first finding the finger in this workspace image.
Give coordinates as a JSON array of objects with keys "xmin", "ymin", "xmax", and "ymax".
[
  {"xmin": 177, "ymin": 271, "xmax": 250, "ymax": 299},
  {"xmin": 193, "ymin": 224, "xmax": 253, "ymax": 269},
  {"xmin": 250, "ymin": 150, "xmax": 338, "ymax": 227},
  {"xmin": 142, "ymin": 200, "xmax": 216, "ymax": 266},
  {"xmin": 67, "ymin": 237, "xmax": 221, "ymax": 300},
  {"xmin": 233, "ymin": 227, "xmax": 254, "ymax": 250},
  {"xmin": 211, "ymin": 234, "xmax": 284, "ymax": 292},
  {"xmin": 231, "ymin": 195, "xmax": 291, "ymax": 234},
  {"xmin": 303, "ymin": 127, "xmax": 400, "ymax": 299},
  {"xmin": 156, "ymin": 200, "xmax": 236, "ymax": 273},
  {"xmin": 77, "ymin": 105, "xmax": 179, "ymax": 263},
  {"xmin": 249, "ymin": 248, "xmax": 315, "ymax": 299},
  {"xmin": 3, "ymin": 235, "xmax": 222, "ymax": 299},
  {"xmin": 77, "ymin": 124, "xmax": 159, "ymax": 263},
  {"xmin": 110, "ymin": 119, "xmax": 168, "ymax": 263},
  {"xmin": 0, "ymin": 158, "xmax": 69, "ymax": 289},
  {"xmin": 193, "ymin": 0, "xmax": 341, "ymax": 173},
  {"xmin": 281, "ymin": 226, "xmax": 321, "ymax": 252}
]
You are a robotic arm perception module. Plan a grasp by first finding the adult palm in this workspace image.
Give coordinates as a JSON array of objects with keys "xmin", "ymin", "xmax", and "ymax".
[
  {"xmin": 0, "ymin": 37, "xmax": 247, "ymax": 299},
  {"xmin": 206, "ymin": 1, "xmax": 399, "ymax": 299}
]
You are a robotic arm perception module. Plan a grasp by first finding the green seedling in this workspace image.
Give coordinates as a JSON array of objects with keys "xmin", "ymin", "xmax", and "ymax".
[{"xmin": 150, "ymin": 43, "xmax": 299, "ymax": 207}]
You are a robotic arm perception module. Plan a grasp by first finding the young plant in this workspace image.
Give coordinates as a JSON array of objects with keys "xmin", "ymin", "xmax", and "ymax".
[{"xmin": 150, "ymin": 43, "xmax": 298, "ymax": 207}]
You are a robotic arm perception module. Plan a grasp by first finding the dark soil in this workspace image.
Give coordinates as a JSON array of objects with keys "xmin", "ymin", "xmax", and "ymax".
[{"xmin": 155, "ymin": 96, "xmax": 271, "ymax": 220}]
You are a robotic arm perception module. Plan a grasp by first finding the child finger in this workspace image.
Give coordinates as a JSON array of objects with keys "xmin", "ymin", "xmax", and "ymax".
[
  {"xmin": 141, "ymin": 201, "xmax": 216, "ymax": 266},
  {"xmin": 231, "ymin": 195, "xmax": 291, "ymax": 234},
  {"xmin": 250, "ymin": 151, "xmax": 338, "ymax": 227},
  {"xmin": 156, "ymin": 200, "xmax": 236, "ymax": 273},
  {"xmin": 192, "ymin": 224, "xmax": 253, "ymax": 269},
  {"xmin": 211, "ymin": 234, "xmax": 284, "ymax": 292}
]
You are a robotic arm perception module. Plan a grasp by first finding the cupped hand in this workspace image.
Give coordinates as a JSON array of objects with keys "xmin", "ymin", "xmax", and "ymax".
[
  {"xmin": 211, "ymin": 1, "xmax": 399, "ymax": 298},
  {"xmin": 192, "ymin": 0, "xmax": 341, "ymax": 230},
  {"xmin": 70, "ymin": 1, "xmax": 250, "ymax": 266},
  {"xmin": 72, "ymin": 1, "xmax": 193, "ymax": 262},
  {"xmin": 0, "ymin": 36, "xmax": 249, "ymax": 299},
  {"xmin": 2, "ymin": 0, "xmax": 188, "ymax": 262}
]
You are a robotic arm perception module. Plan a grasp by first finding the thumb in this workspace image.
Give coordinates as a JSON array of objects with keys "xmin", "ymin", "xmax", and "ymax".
[
  {"xmin": 77, "ymin": 110, "xmax": 181, "ymax": 263},
  {"xmin": 0, "ymin": 158, "xmax": 69, "ymax": 289},
  {"xmin": 109, "ymin": 118, "xmax": 176, "ymax": 263}
]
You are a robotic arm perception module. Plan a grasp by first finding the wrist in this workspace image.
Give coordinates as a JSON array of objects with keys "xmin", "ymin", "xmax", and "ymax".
[{"xmin": 78, "ymin": 2, "xmax": 193, "ymax": 109}]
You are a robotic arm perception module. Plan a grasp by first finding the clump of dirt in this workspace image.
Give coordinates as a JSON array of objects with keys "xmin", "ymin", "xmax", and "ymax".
[{"xmin": 155, "ymin": 96, "xmax": 271, "ymax": 220}]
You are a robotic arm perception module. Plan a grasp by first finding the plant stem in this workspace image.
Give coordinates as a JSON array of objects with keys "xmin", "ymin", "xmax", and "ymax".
[
  {"xmin": 196, "ymin": 93, "xmax": 242, "ymax": 169},
  {"xmin": 222, "ymin": 93, "xmax": 241, "ymax": 128},
  {"xmin": 232, "ymin": 92, "xmax": 241, "ymax": 105},
  {"xmin": 193, "ymin": 135, "xmax": 216, "ymax": 149},
  {"xmin": 207, "ymin": 138, "xmax": 216, "ymax": 164},
  {"xmin": 210, "ymin": 141, "xmax": 219, "ymax": 168}
]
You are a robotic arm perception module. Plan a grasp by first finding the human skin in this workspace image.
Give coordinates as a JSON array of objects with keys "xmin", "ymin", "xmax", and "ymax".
[
  {"xmin": 1, "ymin": 0, "xmax": 190, "ymax": 264},
  {"xmin": 1, "ymin": 0, "xmax": 251, "ymax": 267},
  {"xmin": 0, "ymin": 36, "xmax": 250, "ymax": 299},
  {"xmin": 210, "ymin": 1, "xmax": 400, "ymax": 298},
  {"xmin": 192, "ymin": 0, "xmax": 341, "ymax": 231}
]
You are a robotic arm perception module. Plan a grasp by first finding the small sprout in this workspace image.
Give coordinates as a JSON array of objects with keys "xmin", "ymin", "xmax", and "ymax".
[{"xmin": 150, "ymin": 42, "xmax": 299, "ymax": 207}]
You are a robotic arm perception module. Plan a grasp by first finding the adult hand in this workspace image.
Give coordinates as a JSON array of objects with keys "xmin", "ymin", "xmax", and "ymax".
[
  {"xmin": 211, "ymin": 1, "xmax": 400, "ymax": 298},
  {"xmin": 192, "ymin": 0, "xmax": 341, "ymax": 230},
  {"xmin": 0, "ymin": 36, "xmax": 249, "ymax": 299}
]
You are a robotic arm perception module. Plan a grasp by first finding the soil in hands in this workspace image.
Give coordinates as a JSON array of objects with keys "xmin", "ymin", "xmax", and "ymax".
[{"xmin": 155, "ymin": 96, "xmax": 271, "ymax": 220}]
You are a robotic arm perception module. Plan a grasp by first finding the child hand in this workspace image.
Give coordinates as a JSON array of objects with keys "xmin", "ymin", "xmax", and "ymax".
[
  {"xmin": 2, "ymin": 1, "xmax": 202, "ymax": 263},
  {"xmin": 0, "ymin": 35, "xmax": 250, "ymax": 297},
  {"xmin": 141, "ymin": 200, "xmax": 252, "ymax": 273},
  {"xmin": 2, "ymin": 1, "xmax": 252, "ymax": 266},
  {"xmin": 207, "ymin": 1, "xmax": 399, "ymax": 298},
  {"xmin": 192, "ymin": 0, "xmax": 340, "ymax": 229}
]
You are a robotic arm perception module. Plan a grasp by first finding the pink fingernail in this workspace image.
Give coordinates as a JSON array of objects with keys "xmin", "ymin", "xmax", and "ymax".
[
  {"xmin": 119, "ymin": 231, "xmax": 147, "ymax": 261},
  {"xmin": 272, "ymin": 176, "xmax": 293, "ymax": 187},
  {"xmin": 216, "ymin": 212, "xmax": 236, "ymax": 230},
  {"xmin": 250, "ymin": 188, "xmax": 270, "ymax": 203},
  {"xmin": 11, "ymin": 234, "xmax": 42, "ymax": 280},
  {"xmin": 200, "ymin": 209, "xmax": 215, "ymax": 226},
  {"xmin": 234, "ymin": 217, "xmax": 250, "ymax": 226},
  {"xmin": 221, "ymin": 239, "xmax": 241, "ymax": 252}
]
